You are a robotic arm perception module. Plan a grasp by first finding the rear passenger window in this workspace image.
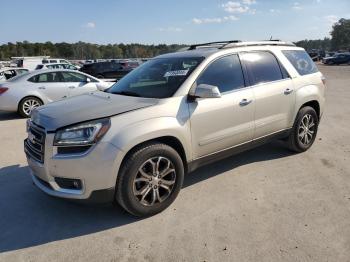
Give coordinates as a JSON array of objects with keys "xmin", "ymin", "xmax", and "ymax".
[
  {"xmin": 241, "ymin": 52, "xmax": 283, "ymax": 85},
  {"xmin": 196, "ymin": 54, "xmax": 245, "ymax": 93},
  {"xmin": 282, "ymin": 50, "xmax": 318, "ymax": 76},
  {"xmin": 36, "ymin": 72, "xmax": 63, "ymax": 82}
]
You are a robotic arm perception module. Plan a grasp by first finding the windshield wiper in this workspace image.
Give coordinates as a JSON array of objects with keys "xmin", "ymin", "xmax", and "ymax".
[{"xmin": 112, "ymin": 91, "xmax": 141, "ymax": 97}]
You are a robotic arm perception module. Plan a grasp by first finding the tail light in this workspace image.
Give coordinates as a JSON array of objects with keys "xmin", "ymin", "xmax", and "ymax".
[{"xmin": 0, "ymin": 87, "xmax": 8, "ymax": 95}]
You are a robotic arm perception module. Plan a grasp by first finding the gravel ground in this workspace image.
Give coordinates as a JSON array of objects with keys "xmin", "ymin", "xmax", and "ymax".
[{"xmin": 0, "ymin": 65, "xmax": 349, "ymax": 262}]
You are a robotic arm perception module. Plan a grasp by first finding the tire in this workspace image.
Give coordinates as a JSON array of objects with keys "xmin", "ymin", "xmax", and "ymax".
[
  {"xmin": 116, "ymin": 143, "xmax": 184, "ymax": 217},
  {"xmin": 18, "ymin": 97, "xmax": 43, "ymax": 118},
  {"xmin": 287, "ymin": 106, "xmax": 319, "ymax": 153},
  {"xmin": 97, "ymin": 74, "xmax": 104, "ymax": 79}
]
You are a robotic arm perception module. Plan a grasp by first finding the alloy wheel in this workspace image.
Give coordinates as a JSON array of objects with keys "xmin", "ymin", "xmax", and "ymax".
[
  {"xmin": 133, "ymin": 156, "xmax": 176, "ymax": 206},
  {"xmin": 22, "ymin": 99, "xmax": 41, "ymax": 116},
  {"xmin": 298, "ymin": 114, "xmax": 316, "ymax": 146}
]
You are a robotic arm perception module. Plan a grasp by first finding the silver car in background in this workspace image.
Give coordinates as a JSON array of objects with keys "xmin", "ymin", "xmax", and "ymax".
[{"xmin": 0, "ymin": 69, "xmax": 111, "ymax": 117}]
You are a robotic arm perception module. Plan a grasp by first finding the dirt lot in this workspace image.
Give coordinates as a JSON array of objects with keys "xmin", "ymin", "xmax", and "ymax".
[{"xmin": 0, "ymin": 65, "xmax": 349, "ymax": 262}]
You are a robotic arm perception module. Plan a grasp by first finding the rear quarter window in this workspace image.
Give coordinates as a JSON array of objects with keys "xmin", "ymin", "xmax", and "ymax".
[{"xmin": 282, "ymin": 50, "xmax": 318, "ymax": 76}]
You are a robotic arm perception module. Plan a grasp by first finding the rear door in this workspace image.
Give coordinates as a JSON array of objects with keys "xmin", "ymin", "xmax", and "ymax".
[
  {"xmin": 60, "ymin": 71, "xmax": 98, "ymax": 97},
  {"xmin": 240, "ymin": 51, "xmax": 295, "ymax": 139},
  {"xmin": 189, "ymin": 54, "xmax": 255, "ymax": 158},
  {"xmin": 29, "ymin": 72, "xmax": 70, "ymax": 101}
]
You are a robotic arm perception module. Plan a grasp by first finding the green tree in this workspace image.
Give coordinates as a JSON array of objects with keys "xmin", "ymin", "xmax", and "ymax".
[{"xmin": 331, "ymin": 18, "xmax": 350, "ymax": 51}]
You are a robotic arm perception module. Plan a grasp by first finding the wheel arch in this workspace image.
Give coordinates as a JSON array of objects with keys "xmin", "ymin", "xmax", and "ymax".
[
  {"xmin": 294, "ymin": 84, "xmax": 324, "ymax": 122},
  {"xmin": 118, "ymin": 136, "xmax": 188, "ymax": 176},
  {"xmin": 300, "ymin": 100, "xmax": 320, "ymax": 119}
]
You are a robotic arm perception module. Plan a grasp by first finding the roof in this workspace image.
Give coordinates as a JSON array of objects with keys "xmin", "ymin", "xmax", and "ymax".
[
  {"xmin": 11, "ymin": 56, "xmax": 50, "ymax": 59},
  {"xmin": 156, "ymin": 48, "xmax": 219, "ymax": 59},
  {"xmin": 18, "ymin": 69, "xmax": 83, "ymax": 77}
]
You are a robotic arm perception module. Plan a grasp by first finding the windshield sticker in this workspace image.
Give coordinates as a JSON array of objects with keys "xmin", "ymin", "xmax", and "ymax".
[{"xmin": 164, "ymin": 69, "xmax": 189, "ymax": 77}]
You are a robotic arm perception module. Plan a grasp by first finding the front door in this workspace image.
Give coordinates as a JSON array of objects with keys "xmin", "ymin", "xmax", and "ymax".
[
  {"xmin": 60, "ymin": 71, "xmax": 98, "ymax": 97},
  {"xmin": 189, "ymin": 54, "xmax": 255, "ymax": 159}
]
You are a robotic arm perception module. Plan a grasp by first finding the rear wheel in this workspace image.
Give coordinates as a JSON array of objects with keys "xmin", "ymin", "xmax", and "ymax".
[
  {"xmin": 287, "ymin": 106, "xmax": 319, "ymax": 152},
  {"xmin": 18, "ymin": 97, "xmax": 43, "ymax": 118},
  {"xmin": 116, "ymin": 143, "xmax": 184, "ymax": 217}
]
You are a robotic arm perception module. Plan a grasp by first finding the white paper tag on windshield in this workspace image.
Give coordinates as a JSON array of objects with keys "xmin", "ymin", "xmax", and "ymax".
[{"xmin": 164, "ymin": 69, "xmax": 189, "ymax": 77}]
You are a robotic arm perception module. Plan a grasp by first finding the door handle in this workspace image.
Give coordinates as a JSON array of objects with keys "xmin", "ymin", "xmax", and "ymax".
[
  {"xmin": 38, "ymin": 86, "xmax": 46, "ymax": 90},
  {"xmin": 239, "ymin": 99, "xmax": 253, "ymax": 106},
  {"xmin": 284, "ymin": 88, "xmax": 293, "ymax": 95},
  {"xmin": 69, "ymin": 86, "xmax": 75, "ymax": 89},
  {"xmin": 62, "ymin": 96, "xmax": 67, "ymax": 98}
]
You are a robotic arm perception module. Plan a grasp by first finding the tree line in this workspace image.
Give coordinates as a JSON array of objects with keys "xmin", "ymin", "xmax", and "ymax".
[
  {"xmin": 1, "ymin": 18, "xmax": 349, "ymax": 60},
  {"xmin": 295, "ymin": 18, "xmax": 350, "ymax": 51},
  {"xmin": 0, "ymin": 42, "xmax": 186, "ymax": 60}
]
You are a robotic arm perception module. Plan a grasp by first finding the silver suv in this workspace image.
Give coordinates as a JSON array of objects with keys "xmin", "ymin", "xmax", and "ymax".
[{"xmin": 25, "ymin": 41, "xmax": 326, "ymax": 217}]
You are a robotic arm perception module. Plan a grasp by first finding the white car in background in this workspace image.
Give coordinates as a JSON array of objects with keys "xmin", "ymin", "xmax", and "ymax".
[
  {"xmin": 0, "ymin": 67, "xmax": 29, "ymax": 82},
  {"xmin": 42, "ymin": 58, "xmax": 70, "ymax": 64},
  {"xmin": 0, "ymin": 69, "xmax": 112, "ymax": 117},
  {"xmin": 35, "ymin": 63, "xmax": 79, "ymax": 70}
]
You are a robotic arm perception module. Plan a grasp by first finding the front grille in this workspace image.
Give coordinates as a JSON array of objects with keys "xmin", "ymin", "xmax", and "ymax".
[{"xmin": 24, "ymin": 122, "xmax": 46, "ymax": 163}]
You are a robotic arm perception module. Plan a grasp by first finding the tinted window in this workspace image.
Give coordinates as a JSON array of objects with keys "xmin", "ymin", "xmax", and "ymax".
[
  {"xmin": 241, "ymin": 52, "xmax": 283, "ymax": 85},
  {"xmin": 282, "ymin": 50, "xmax": 318, "ymax": 76},
  {"xmin": 61, "ymin": 72, "xmax": 87, "ymax": 82},
  {"xmin": 196, "ymin": 55, "xmax": 245, "ymax": 93},
  {"xmin": 35, "ymin": 64, "xmax": 44, "ymax": 70},
  {"xmin": 111, "ymin": 63, "xmax": 123, "ymax": 70}
]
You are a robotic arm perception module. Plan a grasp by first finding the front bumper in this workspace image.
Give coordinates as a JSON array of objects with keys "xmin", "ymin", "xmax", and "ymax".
[{"xmin": 26, "ymin": 129, "xmax": 124, "ymax": 201}]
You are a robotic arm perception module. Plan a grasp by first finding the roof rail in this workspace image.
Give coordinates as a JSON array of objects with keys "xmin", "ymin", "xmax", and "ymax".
[
  {"xmin": 222, "ymin": 40, "xmax": 296, "ymax": 49},
  {"xmin": 188, "ymin": 40, "xmax": 242, "ymax": 50}
]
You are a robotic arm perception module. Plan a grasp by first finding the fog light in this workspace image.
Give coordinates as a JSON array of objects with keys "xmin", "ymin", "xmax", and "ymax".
[{"xmin": 54, "ymin": 177, "xmax": 82, "ymax": 190}]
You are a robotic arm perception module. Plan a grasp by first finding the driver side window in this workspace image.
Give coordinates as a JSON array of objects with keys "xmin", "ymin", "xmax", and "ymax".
[{"xmin": 196, "ymin": 54, "xmax": 245, "ymax": 93}]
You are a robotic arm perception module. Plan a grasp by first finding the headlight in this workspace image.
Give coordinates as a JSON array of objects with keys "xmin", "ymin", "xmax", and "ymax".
[{"xmin": 54, "ymin": 118, "xmax": 111, "ymax": 146}]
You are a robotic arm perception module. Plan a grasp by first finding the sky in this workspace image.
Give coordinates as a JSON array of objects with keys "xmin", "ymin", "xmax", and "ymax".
[{"xmin": 1, "ymin": 0, "xmax": 350, "ymax": 45}]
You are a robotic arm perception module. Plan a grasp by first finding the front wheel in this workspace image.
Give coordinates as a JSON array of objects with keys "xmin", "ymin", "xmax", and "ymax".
[
  {"xmin": 18, "ymin": 97, "xmax": 43, "ymax": 118},
  {"xmin": 287, "ymin": 106, "xmax": 319, "ymax": 152},
  {"xmin": 116, "ymin": 143, "xmax": 184, "ymax": 217}
]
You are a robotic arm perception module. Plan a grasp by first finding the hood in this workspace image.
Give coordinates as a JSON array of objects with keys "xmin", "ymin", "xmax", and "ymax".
[{"xmin": 31, "ymin": 91, "xmax": 158, "ymax": 131}]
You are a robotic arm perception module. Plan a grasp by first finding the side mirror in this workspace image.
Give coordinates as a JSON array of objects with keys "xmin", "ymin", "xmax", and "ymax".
[
  {"xmin": 86, "ymin": 78, "xmax": 91, "ymax": 83},
  {"xmin": 191, "ymin": 84, "xmax": 221, "ymax": 99}
]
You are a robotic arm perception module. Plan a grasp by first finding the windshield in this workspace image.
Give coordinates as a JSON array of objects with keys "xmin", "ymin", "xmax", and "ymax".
[{"xmin": 107, "ymin": 57, "xmax": 204, "ymax": 98}]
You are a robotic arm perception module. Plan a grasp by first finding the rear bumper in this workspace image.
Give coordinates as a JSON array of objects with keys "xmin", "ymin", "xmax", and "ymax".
[{"xmin": 0, "ymin": 94, "xmax": 18, "ymax": 112}]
